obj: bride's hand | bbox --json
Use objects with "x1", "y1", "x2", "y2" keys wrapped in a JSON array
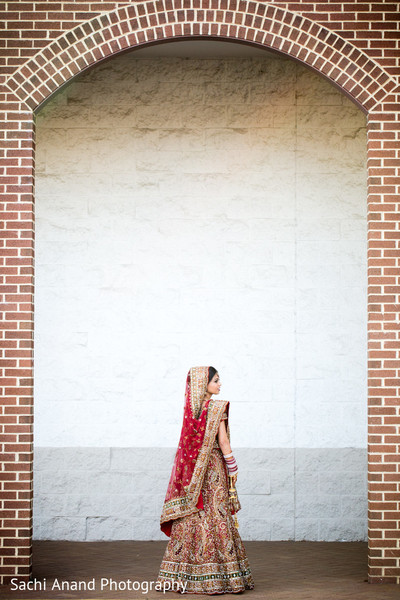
[{"x1": 232, "y1": 473, "x2": 238, "y2": 486}]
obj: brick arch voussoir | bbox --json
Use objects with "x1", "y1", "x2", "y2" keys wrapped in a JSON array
[{"x1": 4, "y1": 0, "x2": 397, "y2": 113}]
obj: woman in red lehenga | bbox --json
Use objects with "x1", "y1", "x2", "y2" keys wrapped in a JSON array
[{"x1": 157, "y1": 366, "x2": 254, "y2": 595}]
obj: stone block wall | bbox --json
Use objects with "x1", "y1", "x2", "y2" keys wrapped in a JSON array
[
  {"x1": 33, "y1": 447, "x2": 367, "y2": 542},
  {"x1": 31, "y1": 48, "x2": 368, "y2": 543},
  {"x1": 34, "y1": 51, "x2": 367, "y2": 450}
]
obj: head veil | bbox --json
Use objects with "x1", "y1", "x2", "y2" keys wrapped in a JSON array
[{"x1": 160, "y1": 366, "x2": 229, "y2": 536}]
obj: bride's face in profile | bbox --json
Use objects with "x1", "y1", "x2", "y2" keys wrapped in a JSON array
[{"x1": 207, "y1": 372, "x2": 221, "y2": 396}]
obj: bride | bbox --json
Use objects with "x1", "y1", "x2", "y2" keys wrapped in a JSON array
[{"x1": 157, "y1": 366, "x2": 254, "y2": 594}]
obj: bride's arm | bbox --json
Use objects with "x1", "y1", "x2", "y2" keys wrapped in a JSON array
[
  {"x1": 217, "y1": 420, "x2": 238, "y2": 482},
  {"x1": 217, "y1": 419, "x2": 231, "y2": 455}
]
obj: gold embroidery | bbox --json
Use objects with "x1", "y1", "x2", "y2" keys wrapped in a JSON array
[
  {"x1": 160, "y1": 399, "x2": 231, "y2": 527},
  {"x1": 158, "y1": 448, "x2": 254, "y2": 594},
  {"x1": 189, "y1": 366, "x2": 209, "y2": 419}
]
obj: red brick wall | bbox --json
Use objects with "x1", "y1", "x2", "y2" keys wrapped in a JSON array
[
  {"x1": 0, "y1": 2, "x2": 399, "y2": 77},
  {"x1": 0, "y1": 0, "x2": 399, "y2": 586}
]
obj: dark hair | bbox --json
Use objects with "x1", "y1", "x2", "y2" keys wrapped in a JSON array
[{"x1": 208, "y1": 366, "x2": 218, "y2": 383}]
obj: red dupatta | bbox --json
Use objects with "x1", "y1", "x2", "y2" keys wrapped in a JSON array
[{"x1": 160, "y1": 366, "x2": 229, "y2": 536}]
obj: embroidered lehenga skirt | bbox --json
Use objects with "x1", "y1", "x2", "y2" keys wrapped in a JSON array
[{"x1": 157, "y1": 442, "x2": 255, "y2": 594}]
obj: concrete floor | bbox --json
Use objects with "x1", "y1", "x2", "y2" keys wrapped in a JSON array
[{"x1": 0, "y1": 541, "x2": 399, "y2": 600}]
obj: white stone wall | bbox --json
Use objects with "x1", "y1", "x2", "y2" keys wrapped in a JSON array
[
  {"x1": 34, "y1": 44, "x2": 368, "y2": 541},
  {"x1": 33, "y1": 446, "x2": 367, "y2": 541},
  {"x1": 35, "y1": 47, "x2": 367, "y2": 450}
]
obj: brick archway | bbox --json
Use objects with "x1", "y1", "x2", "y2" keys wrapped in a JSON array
[
  {"x1": 4, "y1": 2, "x2": 398, "y2": 111},
  {"x1": 1, "y1": 0, "x2": 399, "y2": 586}
]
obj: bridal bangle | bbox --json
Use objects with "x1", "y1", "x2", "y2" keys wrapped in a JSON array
[{"x1": 223, "y1": 452, "x2": 238, "y2": 475}]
